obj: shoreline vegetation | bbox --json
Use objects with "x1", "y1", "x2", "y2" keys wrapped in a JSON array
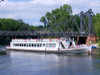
[{"x1": 0, "y1": 4, "x2": 100, "y2": 45}]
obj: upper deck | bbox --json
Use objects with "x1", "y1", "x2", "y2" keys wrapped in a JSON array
[{"x1": 11, "y1": 37, "x2": 74, "y2": 43}]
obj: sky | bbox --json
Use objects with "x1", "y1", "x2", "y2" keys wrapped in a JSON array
[{"x1": 0, "y1": 0, "x2": 100, "y2": 26}]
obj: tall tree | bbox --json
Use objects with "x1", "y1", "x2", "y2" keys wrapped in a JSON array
[{"x1": 40, "y1": 4, "x2": 72, "y2": 27}]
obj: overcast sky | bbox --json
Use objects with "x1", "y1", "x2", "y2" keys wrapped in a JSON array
[{"x1": 0, "y1": 0, "x2": 100, "y2": 26}]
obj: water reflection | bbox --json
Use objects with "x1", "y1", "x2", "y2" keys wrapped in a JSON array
[
  {"x1": 0, "y1": 50, "x2": 100, "y2": 75},
  {"x1": 0, "y1": 55, "x2": 11, "y2": 75}
]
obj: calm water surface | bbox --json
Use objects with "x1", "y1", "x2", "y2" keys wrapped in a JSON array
[{"x1": 0, "y1": 47, "x2": 100, "y2": 75}]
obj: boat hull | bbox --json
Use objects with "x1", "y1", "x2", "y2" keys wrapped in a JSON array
[{"x1": 6, "y1": 47, "x2": 88, "y2": 54}]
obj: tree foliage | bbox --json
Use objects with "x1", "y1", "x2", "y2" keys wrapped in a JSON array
[
  {"x1": 0, "y1": 18, "x2": 41, "y2": 31},
  {"x1": 0, "y1": 18, "x2": 43, "y2": 45},
  {"x1": 40, "y1": 4, "x2": 72, "y2": 27},
  {"x1": 94, "y1": 13, "x2": 100, "y2": 37}
]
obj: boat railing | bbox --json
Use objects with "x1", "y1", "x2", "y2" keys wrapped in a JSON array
[{"x1": 11, "y1": 38, "x2": 63, "y2": 42}]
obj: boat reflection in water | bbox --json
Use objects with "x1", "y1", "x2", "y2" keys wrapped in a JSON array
[{"x1": 0, "y1": 50, "x2": 97, "y2": 75}]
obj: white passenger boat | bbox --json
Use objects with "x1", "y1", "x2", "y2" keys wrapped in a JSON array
[{"x1": 6, "y1": 37, "x2": 92, "y2": 54}]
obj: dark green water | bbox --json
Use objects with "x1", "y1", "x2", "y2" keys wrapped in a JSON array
[{"x1": 0, "y1": 47, "x2": 100, "y2": 75}]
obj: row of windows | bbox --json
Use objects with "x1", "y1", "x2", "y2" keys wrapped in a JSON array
[{"x1": 13, "y1": 43, "x2": 56, "y2": 47}]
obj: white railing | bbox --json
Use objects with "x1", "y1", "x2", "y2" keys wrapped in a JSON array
[{"x1": 11, "y1": 38, "x2": 62, "y2": 42}]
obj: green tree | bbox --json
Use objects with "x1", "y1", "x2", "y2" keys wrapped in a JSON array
[
  {"x1": 40, "y1": 16, "x2": 47, "y2": 27},
  {"x1": 40, "y1": 4, "x2": 72, "y2": 32},
  {"x1": 40, "y1": 4, "x2": 72, "y2": 27},
  {"x1": 94, "y1": 13, "x2": 100, "y2": 37},
  {"x1": 0, "y1": 18, "x2": 33, "y2": 31}
]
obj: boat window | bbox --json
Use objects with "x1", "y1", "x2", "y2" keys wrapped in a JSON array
[
  {"x1": 37, "y1": 44, "x2": 39, "y2": 47},
  {"x1": 26, "y1": 44, "x2": 29, "y2": 47},
  {"x1": 20, "y1": 44, "x2": 21, "y2": 46},
  {"x1": 14, "y1": 43, "x2": 24, "y2": 47},
  {"x1": 16, "y1": 44, "x2": 18, "y2": 46},
  {"x1": 46, "y1": 44, "x2": 49, "y2": 47},
  {"x1": 40, "y1": 44, "x2": 42, "y2": 47},
  {"x1": 17, "y1": 44, "x2": 19, "y2": 46},
  {"x1": 32, "y1": 44, "x2": 34, "y2": 47},
  {"x1": 46, "y1": 43, "x2": 56, "y2": 47},
  {"x1": 43, "y1": 44, "x2": 45, "y2": 46},
  {"x1": 29, "y1": 44, "x2": 31, "y2": 47},
  {"x1": 15, "y1": 44, "x2": 17, "y2": 46},
  {"x1": 52, "y1": 43, "x2": 56, "y2": 47},
  {"x1": 35, "y1": 44, "x2": 42, "y2": 47},
  {"x1": 22, "y1": 44, "x2": 23, "y2": 46},
  {"x1": 34, "y1": 44, "x2": 36, "y2": 47},
  {"x1": 24, "y1": 44, "x2": 26, "y2": 46},
  {"x1": 32, "y1": 44, "x2": 36, "y2": 47}
]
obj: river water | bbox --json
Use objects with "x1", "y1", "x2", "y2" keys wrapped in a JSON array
[{"x1": 0, "y1": 47, "x2": 100, "y2": 75}]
